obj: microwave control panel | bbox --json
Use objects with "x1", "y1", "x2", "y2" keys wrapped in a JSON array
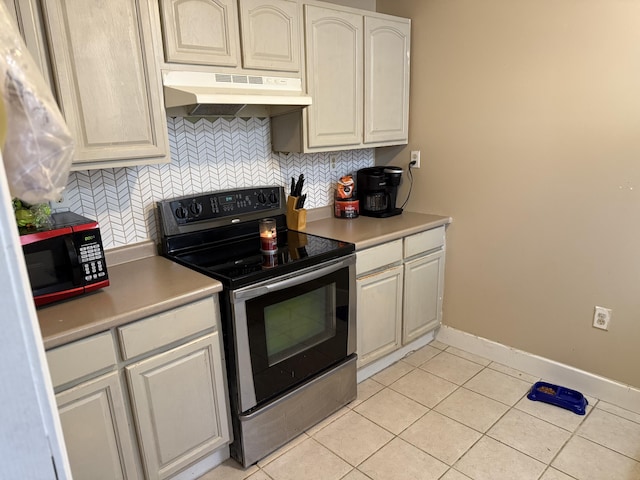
[{"x1": 75, "y1": 229, "x2": 108, "y2": 284}]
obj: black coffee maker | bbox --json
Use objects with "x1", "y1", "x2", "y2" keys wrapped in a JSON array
[{"x1": 356, "y1": 166, "x2": 403, "y2": 218}]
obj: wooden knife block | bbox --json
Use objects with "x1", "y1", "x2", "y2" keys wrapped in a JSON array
[{"x1": 286, "y1": 196, "x2": 307, "y2": 231}]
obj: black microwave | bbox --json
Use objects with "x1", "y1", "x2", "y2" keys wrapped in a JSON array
[{"x1": 20, "y1": 212, "x2": 109, "y2": 307}]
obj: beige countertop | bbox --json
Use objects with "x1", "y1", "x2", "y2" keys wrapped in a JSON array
[
  {"x1": 38, "y1": 210, "x2": 450, "y2": 349},
  {"x1": 304, "y1": 210, "x2": 452, "y2": 250},
  {"x1": 38, "y1": 248, "x2": 222, "y2": 350}
]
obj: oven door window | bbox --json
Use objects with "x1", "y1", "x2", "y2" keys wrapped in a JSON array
[
  {"x1": 245, "y1": 266, "x2": 350, "y2": 405},
  {"x1": 264, "y1": 285, "x2": 336, "y2": 366}
]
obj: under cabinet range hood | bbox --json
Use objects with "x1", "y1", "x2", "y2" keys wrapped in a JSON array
[{"x1": 162, "y1": 71, "x2": 312, "y2": 117}]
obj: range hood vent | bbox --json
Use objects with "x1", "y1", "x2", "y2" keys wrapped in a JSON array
[{"x1": 163, "y1": 71, "x2": 312, "y2": 117}]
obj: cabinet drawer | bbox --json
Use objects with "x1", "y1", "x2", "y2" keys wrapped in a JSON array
[
  {"x1": 404, "y1": 226, "x2": 445, "y2": 258},
  {"x1": 47, "y1": 332, "x2": 116, "y2": 388},
  {"x1": 118, "y1": 297, "x2": 217, "y2": 360},
  {"x1": 356, "y1": 239, "x2": 402, "y2": 275}
]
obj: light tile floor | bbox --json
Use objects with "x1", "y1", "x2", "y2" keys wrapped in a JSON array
[{"x1": 199, "y1": 341, "x2": 640, "y2": 480}]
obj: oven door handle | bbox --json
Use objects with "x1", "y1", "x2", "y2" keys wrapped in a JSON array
[{"x1": 233, "y1": 255, "x2": 355, "y2": 301}]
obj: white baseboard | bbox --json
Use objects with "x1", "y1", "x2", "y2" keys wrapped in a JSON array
[
  {"x1": 437, "y1": 325, "x2": 640, "y2": 415},
  {"x1": 357, "y1": 330, "x2": 436, "y2": 383}
]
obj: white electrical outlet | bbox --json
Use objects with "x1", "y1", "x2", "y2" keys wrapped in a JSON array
[
  {"x1": 593, "y1": 306, "x2": 612, "y2": 330},
  {"x1": 330, "y1": 154, "x2": 337, "y2": 169},
  {"x1": 410, "y1": 150, "x2": 421, "y2": 168},
  {"x1": 50, "y1": 194, "x2": 72, "y2": 213}
]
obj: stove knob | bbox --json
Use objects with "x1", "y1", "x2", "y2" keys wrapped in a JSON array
[
  {"x1": 175, "y1": 206, "x2": 188, "y2": 219},
  {"x1": 269, "y1": 192, "x2": 278, "y2": 204},
  {"x1": 257, "y1": 192, "x2": 267, "y2": 204},
  {"x1": 190, "y1": 202, "x2": 203, "y2": 215}
]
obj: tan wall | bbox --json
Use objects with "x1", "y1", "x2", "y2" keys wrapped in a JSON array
[{"x1": 376, "y1": 0, "x2": 640, "y2": 388}]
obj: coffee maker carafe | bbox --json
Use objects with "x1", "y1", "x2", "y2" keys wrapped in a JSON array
[{"x1": 356, "y1": 166, "x2": 403, "y2": 218}]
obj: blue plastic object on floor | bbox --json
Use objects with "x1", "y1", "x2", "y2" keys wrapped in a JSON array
[{"x1": 527, "y1": 381, "x2": 588, "y2": 415}]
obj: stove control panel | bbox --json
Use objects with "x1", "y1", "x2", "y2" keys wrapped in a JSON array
[{"x1": 158, "y1": 187, "x2": 285, "y2": 233}]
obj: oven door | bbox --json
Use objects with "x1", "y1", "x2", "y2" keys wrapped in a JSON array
[{"x1": 231, "y1": 254, "x2": 356, "y2": 412}]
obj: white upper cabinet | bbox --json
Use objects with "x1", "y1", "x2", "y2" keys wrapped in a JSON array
[
  {"x1": 160, "y1": 0, "x2": 240, "y2": 66},
  {"x1": 42, "y1": 0, "x2": 168, "y2": 169},
  {"x1": 2, "y1": 0, "x2": 19, "y2": 29},
  {"x1": 364, "y1": 15, "x2": 410, "y2": 144},
  {"x1": 305, "y1": 4, "x2": 362, "y2": 147},
  {"x1": 4, "y1": 0, "x2": 55, "y2": 92},
  {"x1": 159, "y1": 0, "x2": 301, "y2": 73},
  {"x1": 239, "y1": 0, "x2": 301, "y2": 71},
  {"x1": 271, "y1": 3, "x2": 410, "y2": 153}
]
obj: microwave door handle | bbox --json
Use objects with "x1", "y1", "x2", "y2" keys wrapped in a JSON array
[{"x1": 64, "y1": 236, "x2": 83, "y2": 285}]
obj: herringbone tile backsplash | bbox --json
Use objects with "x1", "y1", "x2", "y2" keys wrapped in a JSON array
[{"x1": 55, "y1": 117, "x2": 374, "y2": 249}]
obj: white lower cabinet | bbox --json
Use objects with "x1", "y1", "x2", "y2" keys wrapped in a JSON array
[
  {"x1": 56, "y1": 371, "x2": 141, "y2": 480},
  {"x1": 127, "y1": 333, "x2": 230, "y2": 480},
  {"x1": 356, "y1": 264, "x2": 403, "y2": 367},
  {"x1": 356, "y1": 226, "x2": 446, "y2": 368},
  {"x1": 46, "y1": 296, "x2": 230, "y2": 480},
  {"x1": 403, "y1": 249, "x2": 445, "y2": 344},
  {"x1": 355, "y1": 239, "x2": 403, "y2": 368}
]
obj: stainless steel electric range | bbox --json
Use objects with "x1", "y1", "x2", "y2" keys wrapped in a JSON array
[{"x1": 157, "y1": 186, "x2": 357, "y2": 467}]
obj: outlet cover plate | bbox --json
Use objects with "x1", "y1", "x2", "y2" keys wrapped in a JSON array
[
  {"x1": 410, "y1": 150, "x2": 420, "y2": 168},
  {"x1": 593, "y1": 306, "x2": 612, "y2": 330}
]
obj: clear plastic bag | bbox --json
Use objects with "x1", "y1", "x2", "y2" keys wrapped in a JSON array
[{"x1": 0, "y1": 3, "x2": 73, "y2": 205}]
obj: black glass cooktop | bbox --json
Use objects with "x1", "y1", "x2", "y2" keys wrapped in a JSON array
[
  {"x1": 157, "y1": 187, "x2": 355, "y2": 289},
  {"x1": 170, "y1": 227, "x2": 354, "y2": 289}
]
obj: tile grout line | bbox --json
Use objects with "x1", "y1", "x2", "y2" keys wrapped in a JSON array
[
  {"x1": 208, "y1": 342, "x2": 640, "y2": 480},
  {"x1": 569, "y1": 405, "x2": 640, "y2": 464},
  {"x1": 349, "y1": 352, "x2": 574, "y2": 479},
  {"x1": 540, "y1": 398, "x2": 599, "y2": 480},
  {"x1": 365, "y1": 358, "x2": 576, "y2": 479},
  {"x1": 353, "y1": 361, "x2": 504, "y2": 478}
]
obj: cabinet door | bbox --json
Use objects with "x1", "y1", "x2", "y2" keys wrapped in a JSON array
[
  {"x1": 364, "y1": 15, "x2": 410, "y2": 145},
  {"x1": 42, "y1": 0, "x2": 168, "y2": 167},
  {"x1": 239, "y1": 0, "x2": 300, "y2": 72},
  {"x1": 403, "y1": 249, "x2": 444, "y2": 344},
  {"x1": 56, "y1": 371, "x2": 141, "y2": 480},
  {"x1": 126, "y1": 333, "x2": 230, "y2": 480},
  {"x1": 356, "y1": 264, "x2": 403, "y2": 368},
  {"x1": 160, "y1": 0, "x2": 239, "y2": 66},
  {"x1": 304, "y1": 5, "x2": 362, "y2": 148},
  {"x1": 5, "y1": 0, "x2": 55, "y2": 89},
  {"x1": 3, "y1": 0, "x2": 19, "y2": 28}
]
